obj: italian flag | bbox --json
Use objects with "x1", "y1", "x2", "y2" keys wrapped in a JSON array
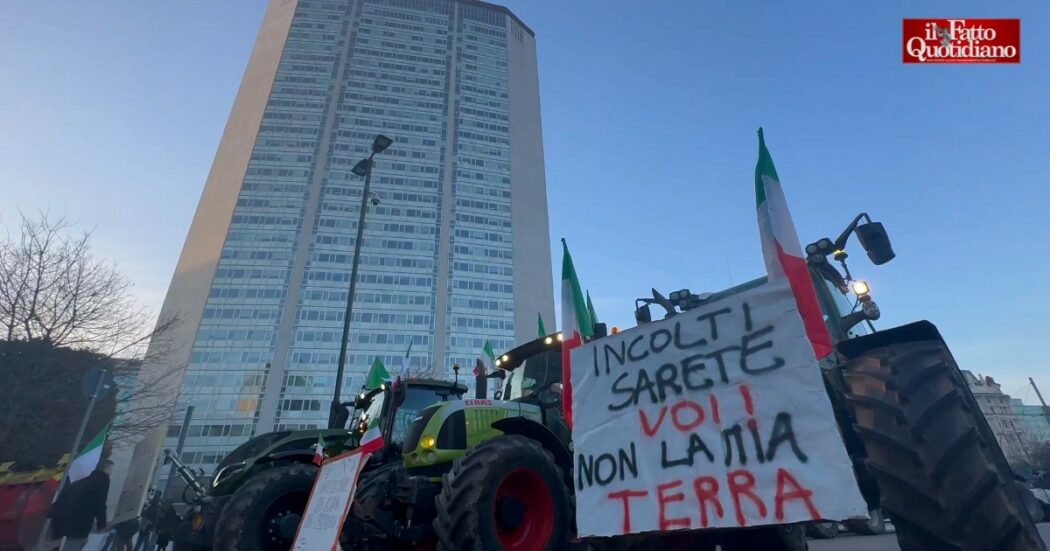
[
  {"x1": 68, "y1": 425, "x2": 108, "y2": 482},
  {"x1": 475, "y1": 340, "x2": 495, "y2": 376},
  {"x1": 400, "y1": 341, "x2": 413, "y2": 380},
  {"x1": 359, "y1": 426, "x2": 384, "y2": 454},
  {"x1": 755, "y1": 128, "x2": 833, "y2": 359},
  {"x1": 560, "y1": 239, "x2": 593, "y2": 429},
  {"x1": 313, "y1": 434, "x2": 327, "y2": 465},
  {"x1": 392, "y1": 341, "x2": 412, "y2": 394}
]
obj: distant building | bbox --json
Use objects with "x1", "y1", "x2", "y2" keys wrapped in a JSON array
[
  {"x1": 1011, "y1": 398, "x2": 1050, "y2": 449},
  {"x1": 962, "y1": 371, "x2": 1029, "y2": 466}
]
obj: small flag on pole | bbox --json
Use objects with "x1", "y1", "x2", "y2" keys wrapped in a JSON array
[
  {"x1": 560, "y1": 239, "x2": 594, "y2": 429},
  {"x1": 68, "y1": 425, "x2": 108, "y2": 482},
  {"x1": 476, "y1": 340, "x2": 495, "y2": 376},
  {"x1": 586, "y1": 291, "x2": 599, "y2": 325},
  {"x1": 537, "y1": 314, "x2": 547, "y2": 337},
  {"x1": 398, "y1": 341, "x2": 413, "y2": 380},
  {"x1": 313, "y1": 434, "x2": 327, "y2": 465},
  {"x1": 365, "y1": 357, "x2": 390, "y2": 389}
]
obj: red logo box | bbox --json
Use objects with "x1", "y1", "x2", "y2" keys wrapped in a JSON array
[{"x1": 903, "y1": 19, "x2": 1020, "y2": 63}]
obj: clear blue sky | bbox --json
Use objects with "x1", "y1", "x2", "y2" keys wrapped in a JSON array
[{"x1": 1, "y1": 1, "x2": 1047, "y2": 400}]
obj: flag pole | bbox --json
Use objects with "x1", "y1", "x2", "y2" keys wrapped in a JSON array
[{"x1": 35, "y1": 370, "x2": 108, "y2": 551}]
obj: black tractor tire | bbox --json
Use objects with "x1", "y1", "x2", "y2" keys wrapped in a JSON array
[
  {"x1": 213, "y1": 462, "x2": 318, "y2": 551},
  {"x1": 718, "y1": 524, "x2": 807, "y2": 551},
  {"x1": 842, "y1": 509, "x2": 886, "y2": 536},
  {"x1": 804, "y1": 521, "x2": 839, "y2": 539},
  {"x1": 434, "y1": 434, "x2": 571, "y2": 551},
  {"x1": 843, "y1": 340, "x2": 1046, "y2": 551}
]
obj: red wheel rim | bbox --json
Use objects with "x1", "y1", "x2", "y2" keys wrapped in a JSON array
[{"x1": 493, "y1": 468, "x2": 555, "y2": 551}]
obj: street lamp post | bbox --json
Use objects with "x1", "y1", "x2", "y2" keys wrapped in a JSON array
[{"x1": 329, "y1": 134, "x2": 392, "y2": 428}]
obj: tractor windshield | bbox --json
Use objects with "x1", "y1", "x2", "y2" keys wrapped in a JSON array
[
  {"x1": 359, "y1": 386, "x2": 460, "y2": 447},
  {"x1": 502, "y1": 348, "x2": 562, "y2": 401}
]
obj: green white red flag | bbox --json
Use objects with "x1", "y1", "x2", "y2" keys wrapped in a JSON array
[
  {"x1": 359, "y1": 426, "x2": 384, "y2": 454},
  {"x1": 560, "y1": 239, "x2": 593, "y2": 429},
  {"x1": 475, "y1": 340, "x2": 495, "y2": 376},
  {"x1": 755, "y1": 128, "x2": 833, "y2": 359},
  {"x1": 312, "y1": 434, "x2": 327, "y2": 465},
  {"x1": 68, "y1": 425, "x2": 108, "y2": 482}
]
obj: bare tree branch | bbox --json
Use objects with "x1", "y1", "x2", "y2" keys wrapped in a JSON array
[{"x1": 0, "y1": 213, "x2": 185, "y2": 455}]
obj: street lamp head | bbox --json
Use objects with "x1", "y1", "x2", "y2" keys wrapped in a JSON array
[
  {"x1": 371, "y1": 134, "x2": 393, "y2": 154},
  {"x1": 351, "y1": 158, "x2": 371, "y2": 177}
]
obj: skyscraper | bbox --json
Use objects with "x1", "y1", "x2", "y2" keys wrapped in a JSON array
[{"x1": 119, "y1": 0, "x2": 552, "y2": 488}]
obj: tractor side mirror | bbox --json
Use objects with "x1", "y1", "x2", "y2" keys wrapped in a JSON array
[
  {"x1": 855, "y1": 222, "x2": 895, "y2": 265},
  {"x1": 634, "y1": 304, "x2": 652, "y2": 325},
  {"x1": 329, "y1": 401, "x2": 350, "y2": 429}
]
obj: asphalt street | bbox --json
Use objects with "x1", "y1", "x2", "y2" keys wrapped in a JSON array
[{"x1": 808, "y1": 523, "x2": 1050, "y2": 550}]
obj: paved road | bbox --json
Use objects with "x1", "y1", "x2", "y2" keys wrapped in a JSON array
[{"x1": 809, "y1": 522, "x2": 1050, "y2": 550}]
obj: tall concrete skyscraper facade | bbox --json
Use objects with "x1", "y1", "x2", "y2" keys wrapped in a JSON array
[{"x1": 126, "y1": 0, "x2": 553, "y2": 479}]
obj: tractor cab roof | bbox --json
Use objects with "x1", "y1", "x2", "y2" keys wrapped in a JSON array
[
  {"x1": 403, "y1": 378, "x2": 467, "y2": 391},
  {"x1": 495, "y1": 332, "x2": 564, "y2": 372}
]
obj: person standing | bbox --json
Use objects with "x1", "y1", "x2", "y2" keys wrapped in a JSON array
[{"x1": 50, "y1": 460, "x2": 112, "y2": 551}]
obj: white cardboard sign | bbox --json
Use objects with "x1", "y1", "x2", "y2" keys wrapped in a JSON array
[
  {"x1": 292, "y1": 450, "x2": 370, "y2": 551},
  {"x1": 571, "y1": 278, "x2": 866, "y2": 537}
]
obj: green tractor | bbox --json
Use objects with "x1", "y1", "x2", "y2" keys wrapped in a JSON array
[
  {"x1": 170, "y1": 378, "x2": 464, "y2": 551},
  {"x1": 344, "y1": 213, "x2": 1045, "y2": 551}
]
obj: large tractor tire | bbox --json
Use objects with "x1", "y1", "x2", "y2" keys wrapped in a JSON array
[
  {"x1": 843, "y1": 340, "x2": 1046, "y2": 551},
  {"x1": 213, "y1": 462, "x2": 317, "y2": 551},
  {"x1": 719, "y1": 524, "x2": 807, "y2": 551},
  {"x1": 434, "y1": 434, "x2": 571, "y2": 551}
]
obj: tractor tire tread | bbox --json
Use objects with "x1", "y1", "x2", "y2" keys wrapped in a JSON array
[
  {"x1": 213, "y1": 462, "x2": 317, "y2": 551},
  {"x1": 843, "y1": 340, "x2": 1045, "y2": 551},
  {"x1": 434, "y1": 434, "x2": 569, "y2": 551}
]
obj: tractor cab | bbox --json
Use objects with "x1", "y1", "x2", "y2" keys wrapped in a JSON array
[
  {"x1": 492, "y1": 332, "x2": 565, "y2": 404},
  {"x1": 358, "y1": 378, "x2": 466, "y2": 455}
]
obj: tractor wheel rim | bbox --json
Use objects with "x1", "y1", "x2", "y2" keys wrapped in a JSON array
[
  {"x1": 493, "y1": 468, "x2": 555, "y2": 551},
  {"x1": 262, "y1": 492, "x2": 307, "y2": 549}
]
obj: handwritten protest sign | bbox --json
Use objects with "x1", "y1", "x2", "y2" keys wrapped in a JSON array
[
  {"x1": 292, "y1": 450, "x2": 369, "y2": 551},
  {"x1": 571, "y1": 278, "x2": 866, "y2": 537}
]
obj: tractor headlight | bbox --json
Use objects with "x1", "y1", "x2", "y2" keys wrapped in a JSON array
[
  {"x1": 425, "y1": 451, "x2": 437, "y2": 463},
  {"x1": 851, "y1": 280, "x2": 870, "y2": 297},
  {"x1": 544, "y1": 336, "x2": 553, "y2": 345},
  {"x1": 421, "y1": 435, "x2": 436, "y2": 449}
]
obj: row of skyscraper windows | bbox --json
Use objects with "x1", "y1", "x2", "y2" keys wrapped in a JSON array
[
  {"x1": 301, "y1": 289, "x2": 431, "y2": 306},
  {"x1": 189, "y1": 350, "x2": 274, "y2": 364}
]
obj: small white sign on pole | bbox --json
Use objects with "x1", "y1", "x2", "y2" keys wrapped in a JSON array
[
  {"x1": 571, "y1": 278, "x2": 867, "y2": 538},
  {"x1": 292, "y1": 450, "x2": 370, "y2": 551}
]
